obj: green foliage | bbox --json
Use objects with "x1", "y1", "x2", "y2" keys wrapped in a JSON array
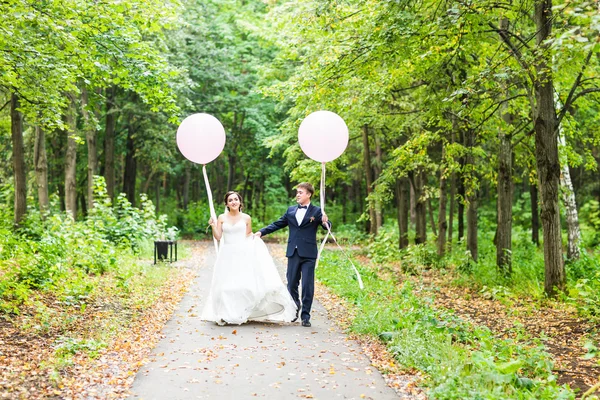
[
  {"x1": 0, "y1": 178, "x2": 176, "y2": 314},
  {"x1": 580, "y1": 200, "x2": 600, "y2": 247},
  {"x1": 568, "y1": 253, "x2": 600, "y2": 321},
  {"x1": 318, "y1": 251, "x2": 575, "y2": 399},
  {"x1": 89, "y1": 177, "x2": 177, "y2": 251},
  {"x1": 53, "y1": 336, "x2": 106, "y2": 359},
  {"x1": 0, "y1": 0, "x2": 181, "y2": 126},
  {"x1": 176, "y1": 201, "x2": 212, "y2": 236}
]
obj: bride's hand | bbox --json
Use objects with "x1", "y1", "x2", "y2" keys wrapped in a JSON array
[{"x1": 208, "y1": 217, "x2": 215, "y2": 227}]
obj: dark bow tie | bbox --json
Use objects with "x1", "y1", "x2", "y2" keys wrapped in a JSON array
[{"x1": 297, "y1": 205, "x2": 308, "y2": 209}]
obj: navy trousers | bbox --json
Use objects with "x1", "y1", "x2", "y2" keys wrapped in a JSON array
[{"x1": 287, "y1": 249, "x2": 316, "y2": 322}]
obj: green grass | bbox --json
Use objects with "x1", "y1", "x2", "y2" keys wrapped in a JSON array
[{"x1": 317, "y1": 251, "x2": 576, "y2": 399}]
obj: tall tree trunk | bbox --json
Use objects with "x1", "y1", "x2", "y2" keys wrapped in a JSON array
[
  {"x1": 556, "y1": 100, "x2": 581, "y2": 261},
  {"x1": 104, "y1": 86, "x2": 116, "y2": 199},
  {"x1": 447, "y1": 127, "x2": 457, "y2": 251},
  {"x1": 448, "y1": 172, "x2": 455, "y2": 251},
  {"x1": 411, "y1": 170, "x2": 427, "y2": 244},
  {"x1": 341, "y1": 183, "x2": 347, "y2": 224},
  {"x1": 465, "y1": 128, "x2": 478, "y2": 261},
  {"x1": 457, "y1": 129, "x2": 466, "y2": 242},
  {"x1": 227, "y1": 153, "x2": 235, "y2": 192},
  {"x1": 214, "y1": 159, "x2": 225, "y2": 198},
  {"x1": 428, "y1": 199, "x2": 437, "y2": 236},
  {"x1": 467, "y1": 196, "x2": 478, "y2": 261},
  {"x1": 142, "y1": 169, "x2": 156, "y2": 195},
  {"x1": 34, "y1": 126, "x2": 49, "y2": 213},
  {"x1": 497, "y1": 66, "x2": 514, "y2": 273},
  {"x1": 79, "y1": 190, "x2": 87, "y2": 217},
  {"x1": 534, "y1": 0, "x2": 565, "y2": 296},
  {"x1": 437, "y1": 149, "x2": 448, "y2": 256},
  {"x1": 81, "y1": 87, "x2": 97, "y2": 211},
  {"x1": 155, "y1": 177, "x2": 161, "y2": 214},
  {"x1": 531, "y1": 181, "x2": 540, "y2": 245},
  {"x1": 64, "y1": 96, "x2": 78, "y2": 218},
  {"x1": 410, "y1": 182, "x2": 416, "y2": 227},
  {"x1": 361, "y1": 125, "x2": 377, "y2": 234},
  {"x1": 183, "y1": 163, "x2": 191, "y2": 211},
  {"x1": 123, "y1": 124, "x2": 137, "y2": 206},
  {"x1": 374, "y1": 133, "x2": 383, "y2": 230},
  {"x1": 497, "y1": 109, "x2": 513, "y2": 274},
  {"x1": 11, "y1": 93, "x2": 27, "y2": 226},
  {"x1": 397, "y1": 178, "x2": 410, "y2": 249},
  {"x1": 243, "y1": 171, "x2": 252, "y2": 211}
]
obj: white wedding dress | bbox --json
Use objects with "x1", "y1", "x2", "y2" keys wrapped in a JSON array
[{"x1": 201, "y1": 220, "x2": 297, "y2": 325}]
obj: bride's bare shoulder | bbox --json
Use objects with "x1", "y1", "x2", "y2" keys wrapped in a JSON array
[{"x1": 242, "y1": 213, "x2": 252, "y2": 221}]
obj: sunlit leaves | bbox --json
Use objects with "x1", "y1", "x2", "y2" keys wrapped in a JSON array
[{"x1": 0, "y1": 0, "x2": 181, "y2": 126}]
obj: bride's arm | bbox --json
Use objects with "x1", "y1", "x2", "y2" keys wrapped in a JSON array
[
  {"x1": 208, "y1": 215, "x2": 224, "y2": 240},
  {"x1": 246, "y1": 215, "x2": 253, "y2": 236}
]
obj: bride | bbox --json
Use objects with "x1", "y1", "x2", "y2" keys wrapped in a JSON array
[{"x1": 201, "y1": 191, "x2": 297, "y2": 325}]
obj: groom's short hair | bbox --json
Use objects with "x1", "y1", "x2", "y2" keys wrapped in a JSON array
[{"x1": 296, "y1": 182, "x2": 314, "y2": 197}]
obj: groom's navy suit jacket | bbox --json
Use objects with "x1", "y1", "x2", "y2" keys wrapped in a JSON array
[{"x1": 259, "y1": 204, "x2": 330, "y2": 259}]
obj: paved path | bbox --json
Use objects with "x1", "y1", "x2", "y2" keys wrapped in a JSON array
[{"x1": 129, "y1": 243, "x2": 399, "y2": 400}]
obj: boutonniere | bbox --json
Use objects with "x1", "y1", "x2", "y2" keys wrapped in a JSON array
[{"x1": 309, "y1": 216, "x2": 315, "y2": 223}]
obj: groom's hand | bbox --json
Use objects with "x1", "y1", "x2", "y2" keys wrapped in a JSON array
[
  {"x1": 322, "y1": 212, "x2": 329, "y2": 225},
  {"x1": 254, "y1": 231, "x2": 262, "y2": 238}
]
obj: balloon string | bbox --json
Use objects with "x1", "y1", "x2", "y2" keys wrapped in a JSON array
[
  {"x1": 320, "y1": 162, "x2": 326, "y2": 213},
  {"x1": 316, "y1": 162, "x2": 364, "y2": 289},
  {"x1": 202, "y1": 164, "x2": 219, "y2": 254}
]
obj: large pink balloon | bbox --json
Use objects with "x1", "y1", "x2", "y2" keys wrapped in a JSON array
[
  {"x1": 298, "y1": 111, "x2": 348, "y2": 162},
  {"x1": 176, "y1": 113, "x2": 226, "y2": 164}
]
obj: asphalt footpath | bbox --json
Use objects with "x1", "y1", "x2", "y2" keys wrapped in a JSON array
[{"x1": 128, "y1": 242, "x2": 401, "y2": 400}]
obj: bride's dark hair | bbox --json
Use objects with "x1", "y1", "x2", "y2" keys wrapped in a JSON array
[{"x1": 224, "y1": 191, "x2": 244, "y2": 212}]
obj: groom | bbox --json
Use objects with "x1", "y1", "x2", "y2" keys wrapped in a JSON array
[{"x1": 255, "y1": 182, "x2": 330, "y2": 327}]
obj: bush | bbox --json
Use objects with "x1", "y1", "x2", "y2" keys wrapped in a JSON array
[{"x1": 0, "y1": 176, "x2": 177, "y2": 314}]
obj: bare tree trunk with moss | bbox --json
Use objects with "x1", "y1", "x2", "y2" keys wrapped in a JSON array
[
  {"x1": 448, "y1": 172, "x2": 455, "y2": 251},
  {"x1": 183, "y1": 163, "x2": 191, "y2": 211},
  {"x1": 81, "y1": 87, "x2": 97, "y2": 211},
  {"x1": 534, "y1": 0, "x2": 565, "y2": 295},
  {"x1": 123, "y1": 124, "x2": 137, "y2": 206},
  {"x1": 362, "y1": 125, "x2": 377, "y2": 234},
  {"x1": 374, "y1": 134, "x2": 383, "y2": 230},
  {"x1": 411, "y1": 170, "x2": 427, "y2": 244},
  {"x1": 11, "y1": 93, "x2": 27, "y2": 226},
  {"x1": 397, "y1": 178, "x2": 410, "y2": 249},
  {"x1": 497, "y1": 74, "x2": 514, "y2": 274},
  {"x1": 555, "y1": 94, "x2": 581, "y2": 261},
  {"x1": 530, "y1": 181, "x2": 540, "y2": 245},
  {"x1": 559, "y1": 135, "x2": 581, "y2": 261},
  {"x1": 457, "y1": 131, "x2": 465, "y2": 242},
  {"x1": 64, "y1": 96, "x2": 78, "y2": 218},
  {"x1": 34, "y1": 126, "x2": 49, "y2": 213},
  {"x1": 465, "y1": 128, "x2": 478, "y2": 261},
  {"x1": 447, "y1": 129, "x2": 457, "y2": 252},
  {"x1": 437, "y1": 149, "x2": 448, "y2": 256},
  {"x1": 428, "y1": 199, "x2": 437, "y2": 236},
  {"x1": 104, "y1": 86, "x2": 117, "y2": 200}
]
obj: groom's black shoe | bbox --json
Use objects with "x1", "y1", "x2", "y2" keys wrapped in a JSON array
[
  {"x1": 292, "y1": 308, "x2": 299, "y2": 323},
  {"x1": 301, "y1": 319, "x2": 311, "y2": 327}
]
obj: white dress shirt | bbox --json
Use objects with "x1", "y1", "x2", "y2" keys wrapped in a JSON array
[{"x1": 295, "y1": 203, "x2": 309, "y2": 225}]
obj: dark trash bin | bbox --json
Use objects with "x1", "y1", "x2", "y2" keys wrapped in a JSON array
[{"x1": 154, "y1": 240, "x2": 177, "y2": 264}]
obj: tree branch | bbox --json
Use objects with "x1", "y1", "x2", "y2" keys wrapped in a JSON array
[
  {"x1": 565, "y1": 88, "x2": 600, "y2": 109},
  {"x1": 488, "y1": 22, "x2": 535, "y2": 84},
  {"x1": 0, "y1": 100, "x2": 10, "y2": 113},
  {"x1": 472, "y1": 94, "x2": 528, "y2": 131},
  {"x1": 558, "y1": 48, "x2": 596, "y2": 125}
]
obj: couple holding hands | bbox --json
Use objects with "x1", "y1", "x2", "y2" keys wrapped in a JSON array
[{"x1": 201, "y1": 182, "x2": 330, "y2": 328}]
